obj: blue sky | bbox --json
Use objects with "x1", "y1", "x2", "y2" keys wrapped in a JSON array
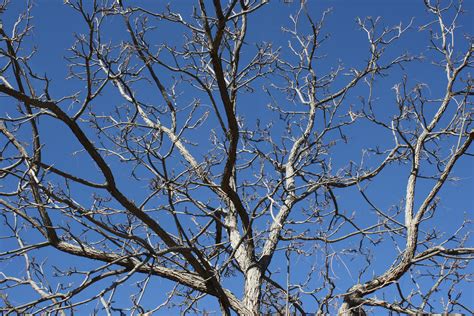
[{"x1": 0, "y1": 0, "x2": 473, "y2": 314}]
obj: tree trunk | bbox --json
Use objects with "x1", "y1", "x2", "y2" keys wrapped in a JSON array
[
  {"x1": 338, "y1": 296, "x2": 366, "y2": 316},
  {"x1": 243, "y1": 266, "x2": 262, "y2": 315}
]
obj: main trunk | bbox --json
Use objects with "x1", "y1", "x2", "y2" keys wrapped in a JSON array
[
  {"x1": 338, "y1": 300, "x2": 366, "y2": 316},
  {"x1": 243, "y1": 266, "x2": 262, "y2": 315}
]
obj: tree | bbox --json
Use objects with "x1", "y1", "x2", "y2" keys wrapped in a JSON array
[{"x1": 0, "y1": 0, "x2": 472, "y2": 314}]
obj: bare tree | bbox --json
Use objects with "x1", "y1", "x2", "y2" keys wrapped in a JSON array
[{"x1": 0, "y1": 0, "x2": 472, "y2": 315}]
